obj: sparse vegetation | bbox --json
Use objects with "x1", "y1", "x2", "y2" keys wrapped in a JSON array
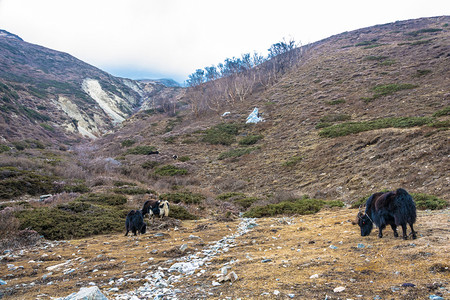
[
  {"x1": 112, "y1": 187, "x2": 154, "y2": 195},
  {"x1": 154, "y1": 165, "x2": 188, "y2": 176},
  {"x1": 243, "y1": 197, "x2": 344, "y2": 218},
  {"x1": 201, "y1": 123, "x2": 240, "y2": 145},
  {"x1": 218, "y1": 147, "x2": 256, "y2": 160},
  {"x1": 238, "y1": 134, "x2": 263, "y2": 145},
  {"x1": 364, "y1": 83, "x2": 418, "y2": 101},
  {"x1": 282, "y1": 155, "x2": 303, "y2": 167},
  {"x1": 406, "y1": 28, "x2": 443, "y2": 37},
  {"x1": 169, "y1": 205, "x2": 199, "y2": 220},
  {"x1": 160, "y1": 191, "x2": 205, "y2": 204},
  {"x1": 0, "y1": 167, "x2": 57, "y2": 199},
  {"x1": 126, "y1": 145, "x2": 158, "y2": 155},
  {"x1": 319, "y1": 116, "x2": 433, "y2": 138},
  {"x1": 412, "y1": 193, "x2": 448, "y2": 210},
  {"x1": 433, "y1": 106, "x2": 450, "y2": 117},
  {"x1": 0, "y1": 144, "x2": 10, "y2": 153},
  {"x1": 121, "y1": 139, "x2": 135, "y2": 147},
  {"x1": 326, "y1": 99, "x2": 345, "y2": 105}
]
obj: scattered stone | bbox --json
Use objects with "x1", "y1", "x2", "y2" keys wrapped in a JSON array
[
  {"x1": 274, "y1": 290, "x2": 280, "y2": 295},
  {"x1": 180, "y1": 244, "x2": 188, "y2": 252},
  {"x1": 57, "y1": 286, "x2": 107, "y2": 300},
  {"x1": 310, "y1": 274, "x2": 320, "y2": 279},
  {"x1": 212, "y1": 281, "x2": 221, "y2": 286},
  {"x1": 261, "y1": 259, "x2": 272, "y2": 263},
  {"x1": 357, "y1": 243, "x2": 365, "y2": 248},
  {"x1": 0, "y1": 279, "x2": 6, "y2": 285},
  {"x1": 429, "y1": 295, "x2": 444, "y2": 300},
  {"x1": 287, "y1": 294, "x2": 295, "y2": 298},
  {"x1": 333, "y1": 286, "x2": 345, "y2": 293},
  {"x1": 402, "y1": 283, "x2": 416, "y2": 287}
]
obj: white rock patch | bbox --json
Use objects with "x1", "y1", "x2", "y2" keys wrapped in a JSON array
[{"x1": 81, "y1": 79, "x2": 126, "y2": 124}]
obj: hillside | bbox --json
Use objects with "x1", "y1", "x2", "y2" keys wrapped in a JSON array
[
  {"x1": 0, "y1": 30, "x2": 183, "y2": 144},
  {"x1": 88, "y1": 16, "x2": 449, "y2": 204}
]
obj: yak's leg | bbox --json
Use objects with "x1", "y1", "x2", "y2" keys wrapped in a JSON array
[
  {"x1": 401, "y1": 224, "x2": 408, "y2": 240},
  {"x1": 390, "y1": 224, "x2": 399, "y2": 237},
  {"x1": 125, "y1": 230, "x2": 129, "y2": 236},
  {"x1": 409, "y1": 223, "x2": 417, "y2": 239},
  {"x1": 378, "y1": 225, "x2": 385, "y2": 238}
]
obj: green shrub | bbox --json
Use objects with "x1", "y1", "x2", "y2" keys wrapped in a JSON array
[
  {"x1": 76, "y1": 193, "x2": 127, "y2": 206},
  {"x1": 316, "y1": 114, "x2": 351, "y2": 129},
  {"x1": 326, "y1": 99, "x2": 345, "y2": 105},
  {"x1": 202, "y1": 123, "x2": 240, "y2": 145},
  {"x1": 112, "y1": 187, "x2": 152, "y2": 195},
  {"x1": 113, "y1": 181, "x2": 137, "y2": 187},
  {"x1": 433, "y1": 106, "x2": 450, "y2": 117},
  {"x1": 141, "y1": 161, "x2": 160, "y2": 169},
  {"x1": 63, "y1": 183, "x2": 90, "y2": 193},
  {"x1": 412, "y1": 193, "x2": 448, "y2": 210},
  {"x1": 40, "y1": 123, "x2": 55, "y2": 132},
  {"x1": 415, "y1": 69, "x2": 432, "y2": 77},
  {"x1": 0, "y1": 144, "x2": 10, "y2": 153},
  {"x1": 126, "y1": 145, "x2": 158, "y2": 155},
  {"x1": 319, "y1": 116, "x2": 433, "y2": 138},
  {"x1": 160, "y1": 191, "x2": 205, "y2": 204},
  {"x1": 367, "y1": 83, "x2": 418, "y2": 100},
  {"x1": 243, "y1": 198, "x2": 343, "y2": 218},
  {"x1": 218, "y1": 147, "x2": 256, "y2": 160},
  {"x1": 154, "y1": 165, "x2": 188, "y2": 176},
  {"x1": 178, "y1": 156, "x2": 190, "y2": 162},
  {"x1": 217, "y1": 192, "x2": 246, "y2": 201},
  {"x1": 0, "y1": 167, "x2": 57, "y2": 199},
  {"x1": 282, "y1": 155, "x2": 303, "y2": 167},
  {"x1": 16, "y1": 203, "x2": 127, "y2": 240},
  {"x1": 239, "y1": 135, "x2": 263, "y2": 146},
  {"x1": 406, "y1": 28, "x2": 443, "y2": 37},
  {"x1": 169, "y1": 205, "x2": 199, "y2": 220},
  {"x1": 121, "y1": 139, "x2": 135, "y2": 147},
  {"x1": 217, "y1": 192, "x2": 258, "y2": 209}
]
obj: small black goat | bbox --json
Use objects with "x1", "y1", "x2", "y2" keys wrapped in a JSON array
[
  {"x1": 125, "y1": 210, "x2": 147, "y2": 236},
  {"x1": 356, "y1": 188, "x2": 417, "y2": 239}
]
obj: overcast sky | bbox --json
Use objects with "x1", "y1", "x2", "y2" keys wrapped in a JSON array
[{"x1": 0, "y1": 0, "x2": 448, "y2": 83}]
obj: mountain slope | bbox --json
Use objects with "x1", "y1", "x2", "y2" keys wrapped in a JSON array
[
  {"x1": 0, "y1": 30, "x2": 184, "y2": 144},
  {"x1": 89, "y1": 16, "x2": 449, "y2": 202}
]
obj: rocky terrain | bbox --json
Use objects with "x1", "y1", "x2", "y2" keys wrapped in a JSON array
[{"x1": 0, "y1": 208, "x2": 449, "y2": 299}]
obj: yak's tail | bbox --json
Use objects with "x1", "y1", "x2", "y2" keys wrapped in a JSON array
[{"x1": 394, "y1": 188, "x2": 417, "y2": 224}]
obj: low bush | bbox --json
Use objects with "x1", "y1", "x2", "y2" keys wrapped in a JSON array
[
  {"x1": 239, "y1": 135, "x2": 263, "y2": 146},
  {"x1": 154, "y1": 165, "x2": 188, "y2": 176},
  {"x1": 202, "y1": 123, "x2": 240, "y2": 145},
  {"x1": 126, "y1": 145, "x2": 158, "y2": 155},
  {"x1": 0, "y1": 144, "x2": 9, "y2": 153},
  {"x1": 0, "y1": 167, "x2": 57, "y2": 199},
  {"x1": 282, "y1": 155, "x2": 303, "y2": 167},
  {"x1": 121, "y1": 139, "x2": 135, "y2": 147},
  {"x1": 178, "y1": 156, "x2": 190, "y2": 162},
  {"x1": 433, "y1": 106, "x2": 450, "y2": 117},
  {"x1": 363, "y1": 83, "x2": 418, "y2": 102},
  {"x1": 142, "y1": 160, "x2": 160, "y2": 169},
  {"x1": 319, "y1": 116, "x2": 433, "y2": 138},
  {"x1": 218, "y1": 147, "x2": 256, "y2": 160},
  {"x1": 217, "y1": 192, "x2": 259, "y2": 209},
  {"x1": 160, "y1": 191, "x2": 205, "y2": 204},
  {"x1": 75, "y1": 193, "x2": 127, "y2": 206},
  {"x1": 243, "y1": 197, "x2": 344, "y2": 218},
  {"x1": 326, "y1": 99, "x2": 345, "y2": 105},
  {"x1": 412, "y1": 193, "x2": 448, "y2": 210},
  {"x1": 113, "y1": 181, "x2": 137, "y2": 187},
  {"x1": 112, "y1": 187, "x2": 153, "y2": 195},
  {"x1": 15, "y1": 203, "x2": 127, "y2": 240},
  {"x1": 169, "y1": 205, "x2": 199, "y2": 220}
]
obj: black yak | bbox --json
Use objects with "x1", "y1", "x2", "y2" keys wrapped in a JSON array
[
  {"x1": 356, "y1": 188, "x2": 417, "y2": 240},
  {"x1": 125, "y1": 210, "x2": 147, "y2": 236},
  {"x1": 142, "y1": 199, "x2": 170, "y2": 221}
]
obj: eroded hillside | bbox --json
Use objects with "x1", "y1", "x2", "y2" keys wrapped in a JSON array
[{"x1": 90, "y1": 16, "x2": 449, "y2": 203}]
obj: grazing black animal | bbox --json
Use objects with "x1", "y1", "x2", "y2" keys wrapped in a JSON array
[
  {"x1": 142, "y1": 199, "x2": 170, "y2": 221},
  {"x1": 125, "y1": 210, "x2": 147, "y2": 236},
  {"x1": 356, "y1": 188, "x2": 417, "y2": 239}
]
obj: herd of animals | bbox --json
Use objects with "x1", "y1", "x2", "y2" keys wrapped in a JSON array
[{"x1": 125, "y1": 188, "x2": 418, "y2": 240}]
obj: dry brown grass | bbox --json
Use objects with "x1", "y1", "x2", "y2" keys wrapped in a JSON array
[{"x1": 1, "y1": 209, "x2": 448, "y2": 299}]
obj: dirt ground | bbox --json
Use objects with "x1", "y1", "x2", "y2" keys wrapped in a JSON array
[{"x1": 0, "y1": 208, "x2": 448, "y2": 299}]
